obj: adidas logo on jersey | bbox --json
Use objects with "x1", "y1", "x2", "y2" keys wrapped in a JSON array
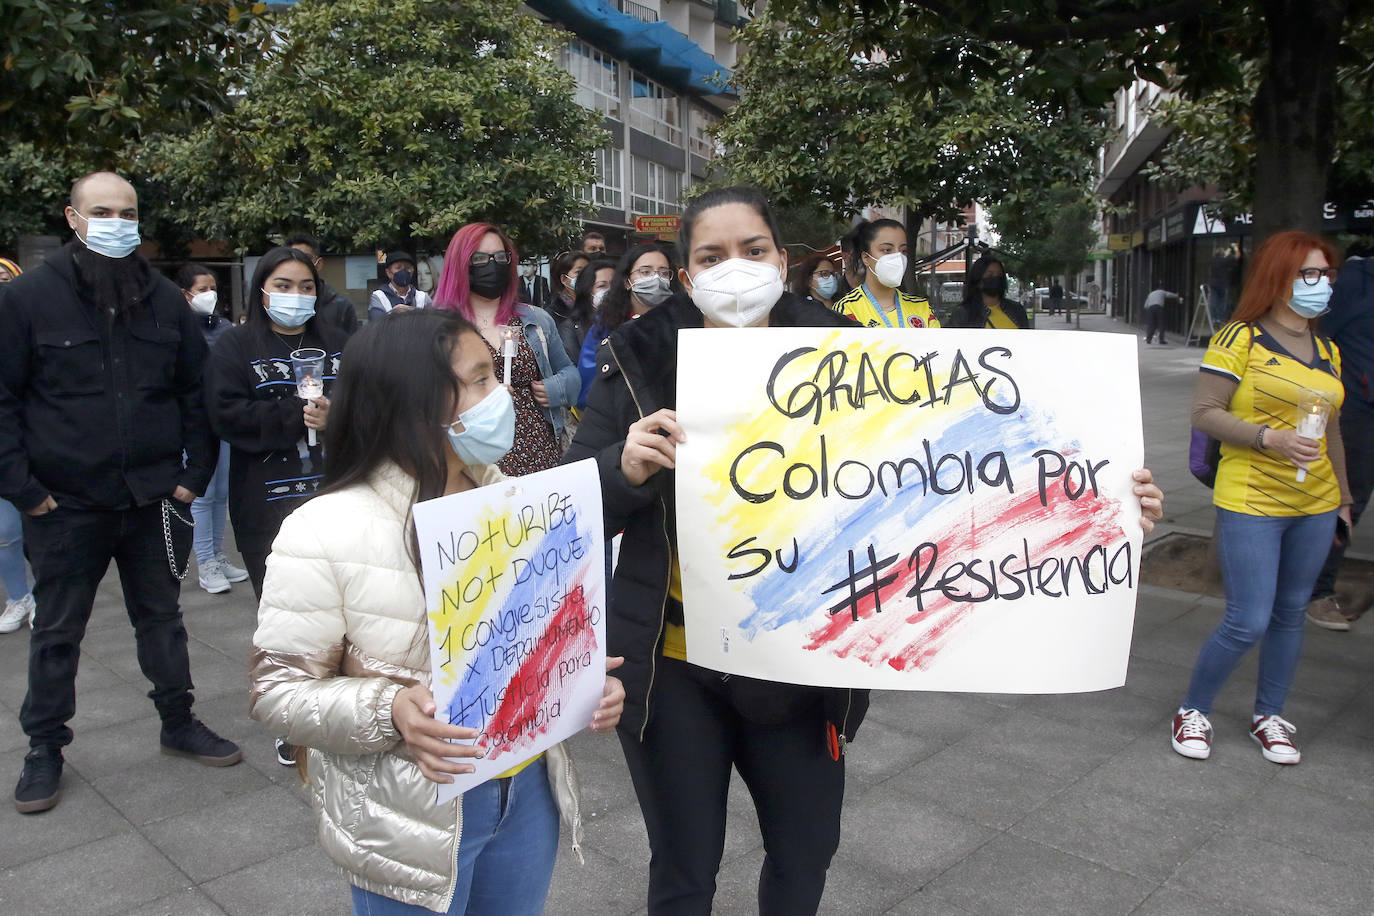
[{"x1": 1265, "y1": 357, "x2": 1281, "y2": 366}]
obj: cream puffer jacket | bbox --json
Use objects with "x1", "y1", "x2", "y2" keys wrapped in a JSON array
[{"x1": 249, "y1": 461, "x2": 585, "y2": 912}]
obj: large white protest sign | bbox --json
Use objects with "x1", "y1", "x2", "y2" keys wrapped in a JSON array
[
  {"x1": 412, "y1": 460, "x2": 606, "y2": 803},
  {"x1": 675, "y1": 328, "x2": 1143, "y2": 693}
]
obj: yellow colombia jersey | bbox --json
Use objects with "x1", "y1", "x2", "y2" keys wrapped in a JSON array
[
  {"x1": 1201, "y1": 321, "x2": 1344, "y2": 517},
  {"x1": 986, "y1": 303, "x2": 1019, "y2": 329},
  {"x1": 833, "y1": 285, "x2": 941, "y2": 329}
]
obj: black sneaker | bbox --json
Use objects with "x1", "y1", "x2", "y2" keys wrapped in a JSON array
[
  {"x1": 160, "y1": 717, "x2": 243, "y2": 767},
  {"x1": 14, "y1": 746, "x2": 63, "y2": 814},
  {"x1": 274, "y1": 739, "x2": 297, "y2": 767}
]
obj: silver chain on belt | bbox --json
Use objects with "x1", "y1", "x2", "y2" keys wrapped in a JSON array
[{"x1": 161, "y1": 498, "x2": 193, "y2": 581}]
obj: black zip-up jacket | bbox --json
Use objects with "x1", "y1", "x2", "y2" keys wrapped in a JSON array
[
  {"x1": 0, "y1": 242, "x2": 215, "y2": 511},
  {"x1": 316, "y1": 282, "x2": 360, "y2": 337},
  {"x1": 203, "y1": 318, "x2": 348, "y2": 555},
  {"x1": 946, "y1": 296, "x2": 1030, "y2": 329},
  {"x1": 564, "y1": 291, "x2": 870, "y2": 746}
]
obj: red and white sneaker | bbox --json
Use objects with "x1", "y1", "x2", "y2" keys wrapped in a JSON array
[
  {"x1": 1171, "y1": 708, "x2": 1212, "y2": 760},
  {"x1": 1250, "y1": 715, "x2": 1301, "y2": 764}
]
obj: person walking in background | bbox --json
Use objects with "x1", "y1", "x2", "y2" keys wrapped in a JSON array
[
  {"x1": 949, "y1": 254, "x2": 1030, "y2": 329},
  {"x1": 581, "y1": 230, "x2": 607, "y2": 254},
  {"x1": 285, "y1": 233, "x2": 360, "y2": 336},
  {"x1": 1142, "y1": 287, "x2": 1176, "y2": 344},
  {"x1": 832, "y1": 218, "x2": 940, "y2": 329},
  {"x1": 791, "y1": 252, "x2": 842, "y2": 310},
  {"x1": 431, "y1": 223, "x2": 580, "y2": 477},
  {"x1": 0, "y1": 172, "x2": 240, "y2": 814},
  {"x1": 1305, "y1": 241, "x2": 1374, "y2": 630},
  {"x1": 177, "y1": 263, "x2": 250, "y2": 596},
  {"x1": 0, "y1": 257, "x2": 20, "y2": 284},
  {"x1": 0, "y1": 255, "x2": 32, "y2": 633},
  {"x1": 1174, "y1": 230, "x2": 1349, "y2": 766},
  {"x1": 367, "y1": 250, "x2": 431, "y2": 321}
]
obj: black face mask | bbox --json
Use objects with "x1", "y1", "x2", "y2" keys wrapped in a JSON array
[
  {"x1": 392, "y1": 268, "x2": 413, "y2": 288},
  {"x1": 469, "y1": 261, "x2": 510, "y2": 299},
  {"x1": 980, "y1": 274, "x2": 1006, "y2": 296}
]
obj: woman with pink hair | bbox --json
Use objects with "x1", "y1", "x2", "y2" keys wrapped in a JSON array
[{"x1": 432, "y1": 223, "x2": 580, "y2": 474}]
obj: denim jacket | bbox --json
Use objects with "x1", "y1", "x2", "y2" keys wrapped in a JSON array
[{"x1": 515, "y1": 303, "x2": 580, "y2": 441}]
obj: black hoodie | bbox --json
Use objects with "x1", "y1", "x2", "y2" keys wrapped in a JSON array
[
  {"x1": 1324, "y1": 257, "x2": 1374, "y2": 417},
  {"x1": 0, "y1": 241, "x2": 215, "y2": 511},
  {"x1": 563, "y1": 291, "x2": 870, "y2": 745}
]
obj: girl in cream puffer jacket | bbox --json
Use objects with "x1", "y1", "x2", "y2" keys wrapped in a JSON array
[{"x1": 249, "y1": 309, "x2": 623, "y2": 914}]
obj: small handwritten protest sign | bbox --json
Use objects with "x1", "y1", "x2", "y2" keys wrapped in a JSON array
[
  {"x1": 413, "y1": 460, "x2": 606, "y2": 802},
  {"x1": 676, "y1": 328, "x2": 1143, "y2": 693}
]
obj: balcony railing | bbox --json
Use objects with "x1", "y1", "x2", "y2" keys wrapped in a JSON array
[{"x1": 620, "y1": 0, "x2": 658, "y2": 22}]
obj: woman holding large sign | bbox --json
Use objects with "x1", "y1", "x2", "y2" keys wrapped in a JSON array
[
  {"x1": 568, "y1": 186, "x2": 1165, "y2": 914},
  {"x1": 250, "y1": 310, "x2": 625, "y2": 915},
  {"x1": 1174, "y1": 230, "x2": 1350, "y2": 766}
]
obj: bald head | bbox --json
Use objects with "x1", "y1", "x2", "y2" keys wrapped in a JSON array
[{"x1": 70, "y1": 171, "x2": 137, "y2": 213}]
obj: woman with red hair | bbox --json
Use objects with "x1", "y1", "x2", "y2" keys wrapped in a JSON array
[
  {"x1": 1173, "y1": 230, "x2": 1351, "y2": 766},
  {"x1": 432, "y1": 223, "x2": 580, "y2": 475}
]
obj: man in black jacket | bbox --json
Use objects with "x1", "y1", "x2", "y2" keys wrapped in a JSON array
[
  {"x1": 285, "y1": 232, "x2": 360, "y2": 335},
  {"x1": 0, "y1": 172, "x2": 242, "y2": 815}
]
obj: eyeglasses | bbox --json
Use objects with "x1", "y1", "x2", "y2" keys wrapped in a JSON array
[
  {"x1": 631, "y1": 267, "x2": 674, "y2": 280},
  {"x1": 469, "y1": 251, "x2": 511, "y2": 267},
  {"x1": 812, "y1": 270, "x2": 837, "y2": 279},
  {"x1": 1297, "y1": 267, "x2": 1338, "y2": 285}
]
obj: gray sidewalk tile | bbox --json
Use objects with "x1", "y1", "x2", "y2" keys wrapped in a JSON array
[
  {"x1": 1130, "y1": 885, "x2": 1282, "y2": 916},
  {"x1": 921, "y1": 833, "x2": 1154, "y2": 916},
  {"x1": 878, "y1": 743, "x2": 1071, "y2": 830},
  {"x1": 1118, "y1": 655, "x2": 1198, "y2": 703},
  {"x1": 67, "y1": 681, "x2": 161, "y2": 733},
  {"x1": 1170, "y1": 830, "x2": 1374, "y2": 916},
  {"x1": 0, "y1": 832, "x2": 187, "y2": 916},
  {"x1": 839, "y1": 717, "x2": 946, "y2": 787},
  {"x1": 861, "y1": 690, "x2": 1012, "y2": 745},
  {"x1": 141, "y1": 784, "x2": 316, "y2": 883},
  {"x1": 61, "y1": 717, "x2": 171, "y2": 781},
  {"x1": 120, "y1": 888, "x2": 228, "y2": 916},
  {"x1": 1008, "y1": 788, "x2": 1219, "y2": 882},
  {"x1": 1018, "y1": 687, "x2": 1172, "y2": 741},
  {"x1": 884, "y1": 890, "x2": 981, "y2": 915},
  {"x1": 1280, "y1": 730, "x2": 1374, "y2": 805},
  {"x1": 200, "y1": 844, "x2": 346, "y2": 916},
  {"x1": 1224, "y1": 779, "x2": 1374, "y2": 868},
  {"x1": 1069, "y1": 734, "x2": 1261, "y2": 824},
  {"x1": 0, "y1": 772, "x2": 128, "y2": 869},
  {"x1": 838, "y1": 786, "x2": 995, "y2": 883},
  {"x1": 92, "y1": 747, "x2": 273, "y2": 826},
  {"x1": 548, "y1": 844, "x2": 646, "y2": 916},
  {"x1": 947, "y1": 710, "x2": 1131, "y2": 780}
]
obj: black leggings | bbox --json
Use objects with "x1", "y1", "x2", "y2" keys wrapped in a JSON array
[{"x1": 618, "y1": 657, "x2": 844, "y2": 915}]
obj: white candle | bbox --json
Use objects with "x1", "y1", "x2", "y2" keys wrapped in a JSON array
[{"x1": 501, "y1": 328, "x2": 516, "y2": 386}]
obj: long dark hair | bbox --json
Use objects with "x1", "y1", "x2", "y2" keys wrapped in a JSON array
[
  {"x1": 572, "y1": 256, "x2": 616, "y2": 329},
  {"x1": 552, "y1": 249, "x2": 590, "y2": 300},
  {"x1": 322, "y1": 309, "x2": 476, "y2": 512},
  {"x1": 246, "y1": 246, "x2": 322, "y2": 327},
  {"x1": 599, "y1": 244, "x2": 679, "y2": 333},
  {"x1": 791, "y1": 251, "x2": 839, "y2": 298}
]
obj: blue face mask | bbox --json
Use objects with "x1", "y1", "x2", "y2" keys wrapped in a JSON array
[
  {"x1": 1289, "y1": 277, "x2": 1332, "y2": 319},
  {"x1": 263, "y1": 290, "x2": 317, "y2": 328},
  {"x1": 75, "y1": 212, "x2": 141, "y2": 259},
  {"x1": 445, "y1": 385, "x2": 515, "y2": 467},
  {"x1": 813, "y1": 275, "x2": 838, "y2": 299}
]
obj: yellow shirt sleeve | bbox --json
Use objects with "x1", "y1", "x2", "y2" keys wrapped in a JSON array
[{"x1": 1200, "y1": 322, "x2": 1253, "y2": 382}]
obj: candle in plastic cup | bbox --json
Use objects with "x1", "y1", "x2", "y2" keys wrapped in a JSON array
[
  {"x1": 1293, "y1": 388, "x2": 1333, "y2": 482},
  {"x1": 500, "y1": 327, "x2": 516, "y2": 385},
  {"x1": 291, "y1": 348, "x2": 328, "y2": 446}
]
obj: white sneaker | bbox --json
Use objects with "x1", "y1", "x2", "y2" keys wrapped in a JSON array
[
  {"x1": 0, "y1": 594, "x2": 30, "y2": 633},
  {"x1": 22, "y1": 593, "x2": 35, "y2": 627},
  {"x1": 1251, "y1": 715, "x2": 1301, "y2": 765},
  {"x1": 1171, "y1": 708, "x2": 1212, "y2": 760},
  {"x1": 197, "y1": 558, "x2": 231, "y2": 594},
  {"x1": 216, "y1": 554, "x2": 250, "y2": 584}
]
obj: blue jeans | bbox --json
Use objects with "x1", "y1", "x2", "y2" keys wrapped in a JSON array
[
  {"x1": 0, "y1": 498, "x2": 30, "y2": 601},
  {"x1": 1183, "y1": 507, "x2": 1337, "y2": 716},
  {"x1": 191, "y1": 442, "x2": 230, "y2": 563},
  {"x1": 349, "y1": 758, "x2": 559, "y2": 916}
]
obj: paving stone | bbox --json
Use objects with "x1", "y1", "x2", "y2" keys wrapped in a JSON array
[
  {"x1": 61, "y1": 717, "x2": 169, "y2": 781},
  {"x1": 0, "y1": 832, "x2": 185, "y2": 916},
  {"x1": 946, "y1": 709, "x2": 1130, "y2": 780},
  {"x1": 1118, "y1": 654, "x2": 1198, "y2": 703},
  {"x1": 546, "y1": 843, "x2": 646, "y2": 916},
  {"x1": 142, "y1": 784, "x2": 316, "y2": 883},
  {"x1": 118, "y1": 887, "x2": 228, "y2": 916},
  {"x1": 922, "y1": 834, "x2": 1153, "y2": 916},
  {"x1": 839, "y1": 716, "x2": 946, "y2": 787},
  {"x1": 838, "y1": 784, "x2": 995, "y2": 883},
  {"x1": 1170, "y1": 830, "x2": 1374, "y2": 916},
  {"x1": 1009, "y1": 788, "x2": 1218, "y2": 882},
  {"x1": 1017, "y1": 685, "x2": 1172, "y2": 741},
  {"x1": 1278, "y1": 731, "x2": 1374, "y2": 807},
  {"x1": 200, "y1": 843, "x2": 346, "y2": 916},
  {"x1": 1130, "y1": 885, "x2": 1283, "y2": 916},
  {"x1": 861, "y1": 689, "x2": 1012, "y2": 746},
  {"x1": 1223, "y1": 778, "x2": 1374, "y2": 868},
  {"x1": 0, "y1": 771, "x2": 129, "y2": 869},
  {"x1": 878, "y1": 742, "x2": 1071, "y2": 830},
  {"x1": 93, "y1": 747, "x2": 273, "y2": 826}
]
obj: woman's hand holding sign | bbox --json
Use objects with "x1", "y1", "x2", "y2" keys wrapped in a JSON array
[
  {"x1": 393, "y1": 684, "x2": 485, "y2": 784},
  {"x1": 591, "y1": 656, "x2": 626, "y2": 732},
  {"x1": 1133, "y1": 468, "x2": 1164, "y2": 534},
  {"x1": 621, "y1": 409, "x2": 686, "y2": 486}
]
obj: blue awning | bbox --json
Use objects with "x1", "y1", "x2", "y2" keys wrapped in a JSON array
[{"x1": 525, "y1": 0, "x2": 734, "y2": 96}]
